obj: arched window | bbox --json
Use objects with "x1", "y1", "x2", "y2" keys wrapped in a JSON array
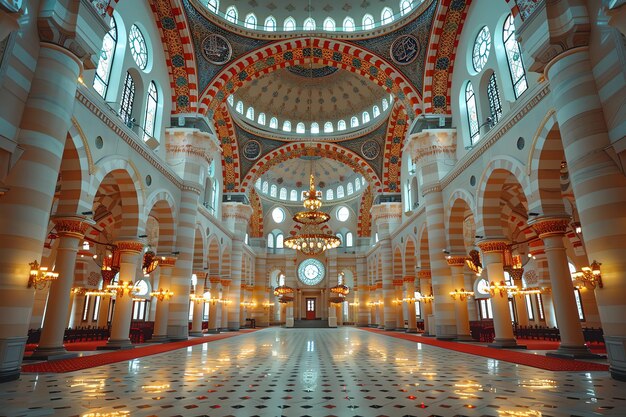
[
  {"x1": 304, "y1": 18, "x2": 316, "y2": 30},
  {"x1": 503, "y1": 14, "x2": 528, "y2": 98},
  {"x1": 381, "y1": 7, "x2": 394, "y2": 25},
  {"x1": 347, "y1": 182, "x2": 353, "y2": 195},
  {"x1": 290, "y1": 189, "x2": 298, "y2": 201},
  {"x1": 279, "y1": 187, "x2": 287, "y2": 200},
  {"x1": 236, "y1": 101, "x2": 244, "y2": 113},
  {"x1": 246, "y1": 106, "x2": 254, "y2": 120},
  {"x1": 311, "y1": 122, "x2": 319, "y2": 134},
  {"x1": 362, "y1": 111, "x2": 370, "y2": 123},
  {"x1": 345, "y1": 232, "x2": 353, "y2": 247},
  {"x1": 257, "y1": 112, "x2": 266, "y2": 125},
  {"x1": 282, "y1": 120, "x2": 292, "y2": 132},
  {"x1": 350, "y1": 116, "x2": 359, "y2": 127},
  {"x1": 276, "y1": 233, "x2": 284, "y2": 249},
  {"x1": 93, "y1": 17, "x2": 118, "y2": 98},
  {"x1": 227, "y1": 95, "x2": 234, "y2": 105},
  {"x1": 405, "y1": 179, "x2": 412, "y2": 212},
  {"x1": 323, "y1": 17, "x2": 335, "y2": 31},
  {"x1": 372, "y1": 105, "x2": 380, "y2": 118},
  {"x1": 337, "y1": 185, "x2": 345, "y2": 199},
  {"x1": 323, "y1": 122, "x2": 333, "y2": 133},
  {"x1": 326, "y1": 189, "x2": 334, "y2": 200},
  {"x1": 400, "y1": 0, "x2": 413, "y2": 15},
  {"x1": 255, "y1": 178, "x2": 262, "y2": 189},
  {"x1": 207, "y1": 0, "x2": 219, "y2": 13},
  {"x1": 143, "y1": 81, "x2": 158, "y2": 141},
  {"x1": 336, "y1": 232, "x2": 343, "y2": 247},
  {"x1": 296, "y1": 122, "x2": 305, "y2": 134},
  {"x1": 382, "y1": 98, "x2": 389, "y2": 111},
  {"x1": 487, "y1": 73, "x2": 503, "y2": 125},
  {"x1": 269, "y1": 117, "x2": 278, "y2": 129},
  {"x1": 267, "y1": 234, "x2": 274, "y2": 248},
  {"x1": 225, "y1": 6, "x2": 238, "y2": 23},
  {"x1": 119, "y1": 72, "x2": 136, "y2": 126},
  {"x1": 284, "y1": 17, "x2": 296, "y2": 31},
  {"x1": 262, "y1": 181, "x2": 269, "y2": 193},
  {"x1": 355, "y1": 178, "x2": 361, "y2": 190},
  {"x1": 465, "y1": 81, "x2": 480, "y2": 144},
  {"x1": 129, "y1": 25, "x2": 148, "y2": 70},
  {"x1": 338, "y1": 120, "x2": 346, "y2": 131},
  {"x1": 270, "y1": 184, "x2": 277, "y2": 197},
  {"x1": 245, "y1": 13, "x2": 257, "y2": 29},
  {"x1": 265, "y1": 16, "x2": 276, "y2": 31},
  {"x1": 472, "y1": 26, "x2": 491, "y2": 73},
  {"x1": 362, "y1": 14, "x2": 375, "y2": 30},
  {"x1": 343, "y1": 17, "x2": 355, "y2": 32},
  {"x1": 212, "y1": 180, "x2": 219, "y2": 214}
]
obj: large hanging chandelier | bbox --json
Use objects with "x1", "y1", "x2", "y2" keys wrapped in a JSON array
[{"x1": 284, "y1": 174, "x2": 341, "y2": 255}]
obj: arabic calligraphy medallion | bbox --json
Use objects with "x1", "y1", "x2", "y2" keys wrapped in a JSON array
[
  {"x1": 201, "y1": 33, "x2": 232, "y2": 65},
  {"x1": 390, "y1": 35, "x2": 420, "y2": 65},
  {"x1": 361, "y1": 140, "x2": 380, "y2": 160}
]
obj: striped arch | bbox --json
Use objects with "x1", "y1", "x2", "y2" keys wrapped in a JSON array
[
  {"x1": 149, "y1": 0, "x2": 198, "y2": 113},
  {"x1": 214, "y1": 104, "x2": 241, "y2": 192},
  {"x1": 422, "y1": 0, "x2": 472, "y2": 114},
  {"x1": 527, "y1": 110, "x2": 567, "y2": 215},
  {"x1": 418, "y1": 222, "x2": 430, "y2": 269},
  {"x1": 199, "y1": 37, "x2": 422, "y2": 120},
  {"x1": 382, "y1": 104, "x2": 409, "y2": 192},
  {"x1": 90, "y1": 158, "x2": 145, "y2": 239},
  {"x1": 192, "y1": 224, "x2": 207, "y2": 271},
  {"x1": 145, "y1": 190, "x2": 178, "y2": 254},
  {"x1": 475, "y1": 156, "x2": 531, "y2": 239},
  {"x1": 248, "y1": 188, "x2": 263, "y2": 238},
  {"x1": 358, "y1": 185, "x2": 374, "y2": 237},
  {"x1": 446, "y1": 188, "x2": 475, "y2": 254},
  {"x1": 393, "y1": 246, "x2": 403, "y2": 278},
  {"x1": 207, "y1": 235, "x2": 221, "y2": 278},
  {"x1": 220, "y1": 246, "x2": 231, "y2": 278},
  {"x1": 56, "y1": 123, "x2": 93, "y2": 215},
  {"x1": 240, "y1": 142, "x2": 383, "y2": 193},
  {"x1": 404, "y1": 237, "x2": 417, "y2": 278}
]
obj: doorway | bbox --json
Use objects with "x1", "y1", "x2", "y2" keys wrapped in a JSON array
[{"x1": 306, "y1": 298, "x2": 316, "y2": 320}]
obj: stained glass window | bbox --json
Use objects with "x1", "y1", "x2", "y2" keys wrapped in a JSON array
[
  {"x1": 225, "y1": 6, "x2": 238, "y2": 23},
  {"x1": 304, "y1": 18, "x2": 316, "y2": 30},
  {"x1": 503, "y1": 14, "x2": 528, "y2": 98},
  {"x1": 324, "y1": 122, "x2": 333, "y2": 133},
  {"x1": 119, "y1": 72, "x2": 135, "y2": 126},
  {"x1": 284, "y1": 17, "x2": 296, "y2": 31},
  {"x1": 343, "y1": 17, "x2": 355, "y2": 32},
  {"x1": 297, "y1": 259, "x2": 326, "y2": 286},
  {"x1": 362, "y1": 14, "x2": 374, "y2": 30},
  {"x1": 311, "y1": 122, "x2": 319, "y2": 134},
  {"x1": 381, "y1": 8, "x2": 394, "y2": 25},
  {"x1": 265, "y1": 16, "x2": 276, "y2": 31},
  {"x1": 323, "y1": 18, "x2": 335, "y2": 31},
  {"x1": 400, "y1": 0, "x2": 413, "y2": 15},
  {"x1": 128, "y1": 25, "x2": 148, "y2": 70},
  {"x1": 465, "y1": 81, "x2": 480, "y2": 144},
  {"x1": 296, "y1": 122, "x2": 305, "y2": 133},
  {"x1": 143, "y1": 81, "x2": 158, "y2": 141},
  {"x1": 93, "y1": 17, "x2": 117, "y2": 98},
  {"x1": 338, "y1": 120, "x2": 346, "y2": 131},
  {"x1": 245, "y1": 13, "x2": 256, "y2": 29},
  {"x1": 207, "y1": 0, "x2": 218, "y2": 13},
  {"x1": 487, "y1": 73, "x2": 503, "y2": 125},
  {"x1": 258, "y1": 112, "x2": 266, "y2": 125}
]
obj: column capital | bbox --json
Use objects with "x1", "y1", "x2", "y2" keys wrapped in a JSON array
[
  {"x1": 417, "y1": 270, "x2": 431, "y2": 279},
  {"x1": 52, "y1": 216, "x2": 94, "y2": 239},
  {"x1": 157, "y1": 256, "x2": 177, "y2": 267},
  {"x1": 222, "y1": 202, "x2": 253, "y2": 236},
  {"x1": 528, "y1": 215, "x2": 570, "y2": 238},
  {"x1": 403, "y1": 129, "x2": 457, "y2": 165},
  {"x1": 392, "y1": 279, "x2": 404, "y2": 287},
  {"x1": 370, "y1": 203, "x2": 402, "y2": 236},
  {"x1": 403, "y1": 276, "x2": 416, "y2": 283},
  {"x1": 221, "y1": 279, "x2": 231, "y2": 287},
  {"x1": 114, "y1": 240, "x2": 145, "y2": 254},
  {"x1": 369, "y1": 285, "x2": 377, "y2": 291},
  {"x1": 477, "y1": 239, "x2": 510, "y2": 253},
  {"x1": 210, "y1": 276, "x2": 222, "y2": 284},
  {"x1": 445, "y1": 255, "x2": 468, "y2": 266}
]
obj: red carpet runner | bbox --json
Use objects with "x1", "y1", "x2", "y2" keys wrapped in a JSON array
[
  {"x1": 361, "y1": 328, "x2": 609, "y2": 372},
  {"x1": 22, "y1": 330, "x2": 258, "y2": 374}
]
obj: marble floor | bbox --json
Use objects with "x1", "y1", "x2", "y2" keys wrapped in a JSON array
[{"x1": 1, "y1": 327, "x2": 625, "y2": 417}]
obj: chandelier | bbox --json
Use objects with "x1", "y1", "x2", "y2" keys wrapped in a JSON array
[
  {"x1": 329, "y1": 272, "x2": 350, "y2": 303},
  {"x1": 284, "y1": 174, "x2": 341, "y2": 255}
]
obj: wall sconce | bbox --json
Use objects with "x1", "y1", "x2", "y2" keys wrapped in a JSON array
[
  {"x1": 449, "y1": 289, "x2": 474, "y2": 301},
  {"x1": 107, "y1": 281, "x2": 137, "y2": 298},
  {"x1": 240, "y1": 301, "x2": 257, "y2": 308},
  {"x1": 262, "y1": 301, "x2": 273, "y2": 309},
  {"x1": 28, "y1": 260, "x2": 59, "y2": 289},
  {"x1": 402, "y1": 296, "x2": 416, "y2": 303},
  {"x1": 71, "y1": 287, "x2": 87, "y2": 296},
  {"x1": 150, "y1": 288, "x2": 174, "y2": 301},
  {"x1": 415, "y1": 294, "x2": 434, "y2": 303},
  {"x1": 571, "y1": 260, "x2": 603, "y2": 289},
  {"x1": 489, "y1": 281, "x2": 518, "y2": 297}
]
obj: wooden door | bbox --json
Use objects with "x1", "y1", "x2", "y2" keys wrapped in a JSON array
[{"x1": 306, "y1": 298, "x2": 316, "y2": 320}]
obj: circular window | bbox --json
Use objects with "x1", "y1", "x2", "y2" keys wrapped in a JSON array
[
  {"x1": 475, "y1": 278, "x2": 490, "y2": 298},
  {"x1": 472, "y1": 26, "x2": 491, "y2": 73},
  {"x1": 272, "y1": 207, "x2": 285, "y2": 223},
  {"x1": 95, "y1": 136, "x2": 104, "y2": 149},
  {"x1": 129, "y1": 25, "x2": 148, "y2": 70},
  {"x1": 297, "y1": 259, "x2": 326, "y2": 286},
  {"x1": 134, "y1": 279, "x2": 149, "y2": 296},
  {"x1": 145, "y1": 175, "x2": 152, "y2": 186},
  {"x1": 337, "y1": 206, "x2": 350, "y2": 222}
]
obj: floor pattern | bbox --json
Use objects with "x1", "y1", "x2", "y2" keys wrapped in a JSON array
[{"x1": 1, "y1": 327, "x2": 625, "y2": 417}]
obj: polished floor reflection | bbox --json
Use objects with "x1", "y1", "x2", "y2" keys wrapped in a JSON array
[{"x1": 2, "y1": 327, "x2": 625, "y2": 417}]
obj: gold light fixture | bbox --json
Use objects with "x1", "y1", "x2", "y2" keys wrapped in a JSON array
[
  {"x1": 489, "y1": 280, "x2": 518, "y2": 297},
  {"x1": 241, "y1": 300, "x2": 256, "y2": 308},
  {"x1": 465, "y1": 250, "x2": 483, "y2": 276},
  {"x1": 415, "y1": 293, "x2": 434, "y2": 303},
  {"x1": 71, "y1": 287, "x2": 87, "y2": 296},
  {"x1": 107, "y1": 280, "x2": 137, "y2": 298},
  {"x1": 142, "y1": 248, "x2": 159, "y2": 275},
  {"x1": 571, "y1": 260, "x2": 603, "y2": 289},
  {"x1": 449, "y1": 288, "x2": 475, "y2": 301},
  {"x1": 150, "y1": 288, "x2": 174, "y2": 301},
  {"x1": 28, "y1": 260, "x2": 59, "y2": 289}
]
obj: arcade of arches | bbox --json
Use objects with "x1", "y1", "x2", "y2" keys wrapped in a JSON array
[{"x1": 1, "y1": 0, "x2": 626, "y2": 414}]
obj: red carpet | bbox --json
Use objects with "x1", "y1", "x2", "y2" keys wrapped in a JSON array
[
  {"x1": 361, "y1": 328, "x2": 609, "y2": 372},
  {"x1": 24, "y1": 340, "x2": 107, "y2": 355},
  {"x1": 22, "y1": 330, "x2": 258, "y2": 374},
  {"x1": 516, "y1": 338, "x2": 606, "y2": 353}
]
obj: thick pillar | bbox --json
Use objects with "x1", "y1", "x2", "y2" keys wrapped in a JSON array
[
  {"x1": 530, "y1": 216, "x2": 598, "y2": 358},
  {"x1": 394, "y1": 279, "x2": 404, "y2": 329},
  {"x1": 357, "y1": 285, "x2": 370, "y2": 326},
  {"x1": 220, "y1": 279, "x2": 230, "y2": 330},
  {"x1": 105, "y1": 241, "x2": 144, "y2": 349},
  {"x1": 206, "y1": 278, "x2": 222, "y2": 333},
  {"x1": 31, "y1": 217, "x2": 92, "y2": 359},
  {"x1": 150, "y1": 257, "x2": 176, "y2": 341},
  {"x1": 447, "y1": 256, "x2": 472, "y2": 341},
  {"x1": 478, "y1": 241, "x2": 524, "y2": 349},
  {"x1": 418, "y1": 270, "x2": 433, "y2": 335},
  {"x1": 464, "y1": 269, "x2": 479, "y2": 322},
  {"x1": 404, "y1": 277, "x2": 418, "y2": 333},
  {"x1": 535, "y1": 255, "x2": 557, "y2": 327}
]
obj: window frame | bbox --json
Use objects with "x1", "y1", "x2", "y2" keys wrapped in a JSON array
[{"x1": 93, "y1": 17, "x2": 118, "y2": 99}]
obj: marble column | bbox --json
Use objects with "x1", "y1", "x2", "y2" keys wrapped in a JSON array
[
  {"x1": 418, "y1": 270, "x2": 433, "y2": 335},
  {"x1": 206, "y1": 277, "x2": 222, "y2": 333},
  {"x1": 477, "y1": 240, "x2": 524, "y2": 349},
  {"x1": 150, "y1": 256, "x2": 176, "y2": 341},
  {"x1": 105, "y1": 241, "x2": 144, "y2": 349},
  {"x1": 404, "y1": 277, "x2": 418, "y2": 333},
  {"x1": 221, "y1": 279, "x2": 230, "y2": 330},
  {"x1": 32, "y1": 217, "x2": 92, "y2": 359},
  {"x1": 530, "y1": 216, "x2": 597, "y2": 358},
  {"x1": 535, "y1": 255, "x2": 557, "y2": 327},
  {"x1": 357, "y1": 285, "x2": 369, "y2": 326},
  {"x1": 464, "y1": 269, "x2": 479, "y2": 322},
  {"x1": 447, "y1": 256, "x2": 472, "y2": 341},
  {"x1": 394, "y1": 279, "x2": 404, "y2": 329}
]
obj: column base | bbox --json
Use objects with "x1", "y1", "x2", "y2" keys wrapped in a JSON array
[
  {"x1": 167, "y1": 325, "x2": 189, "y2": 341},
  {"x1": 28, "y1": 346, "x2": 77, "y2": 361},
  {"x1": 605, "y1": 335, "x2": 626, "y2": 381},
  {"x1": 0, "y1": 337, "x2": 27, "y2": 382},
  {"x1": 406, "y1": 328, "x2": 418, "y2": 334},
  {"x1": 436, "y1": 335, "x2": 456, "y2": 341},
  {"x1": 98, "y1": 339, "x2": 134, "y2": 350},
  {"x1": 227, "y1": 322, "x2": 241, "y2": 331},
  {"x1": 189, "y1": 331, "x2": 204, "y2": 337},
  {"x1": 205, "y1": 329, "x2": 220, "y2": 334},
  {"x1": 421, "y1": 332, "x2": 436, "y2": 337},
  {"x1": 455, "y1": 335, "x2": 475, "y2": 342},
  {"x1": 546, "y1": 345, "x2": 605, "y2": 360},
  {"x1": 488, "y1": 338, "x2": 527, "y2": 349},
  {"x1": 148, "y1": 334, "x2": 169, "y2": 343}
]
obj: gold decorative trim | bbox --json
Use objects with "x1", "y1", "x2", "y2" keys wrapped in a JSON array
[
  {"x1": 477, "y1": 240, "x2": 509, "y2": 253},
  {"x1": 159, "y1": 257, "x2": 177, "y2": 267},
  {"x1": 417, "y1": 270, "x2": 431, "y2": 279},
  {"x1": 53, "y1": 217, "x2": 92, "y2": 238},
  {"x1": 529, "y1": 216, "x2": 570, "y2": 237},
  {"x1": 445, "y1": 256, "x2": 467, "y2": 266},
  {"x1": 114, "y1": 241, "x2": 145, "y2": 254}
]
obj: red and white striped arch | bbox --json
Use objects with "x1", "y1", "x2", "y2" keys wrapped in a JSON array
[
  {"x1": 446, "y1": 188, "x2": 475, "y2": 254},
  {"x1": 145, "y1": 189, "x2": 178, "y2": 254}
]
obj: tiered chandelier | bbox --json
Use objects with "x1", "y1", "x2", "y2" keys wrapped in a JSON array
[{"x1": 284, "y1": 174, "x2": 341, "y2": 255}]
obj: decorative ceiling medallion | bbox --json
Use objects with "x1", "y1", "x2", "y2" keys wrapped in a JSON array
[
  {"x1": 390, "y1": 35, "x2": 420, "y2": 66},
  {"x1": 201, "y1": 33, "x2": 232, "y2": 65},
  {"x1": 361, "y1": 140, "x2": 380, "y2": 160},
  {"x1": 243, "y1": 140, "x2": 262, "y2": 161}
]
